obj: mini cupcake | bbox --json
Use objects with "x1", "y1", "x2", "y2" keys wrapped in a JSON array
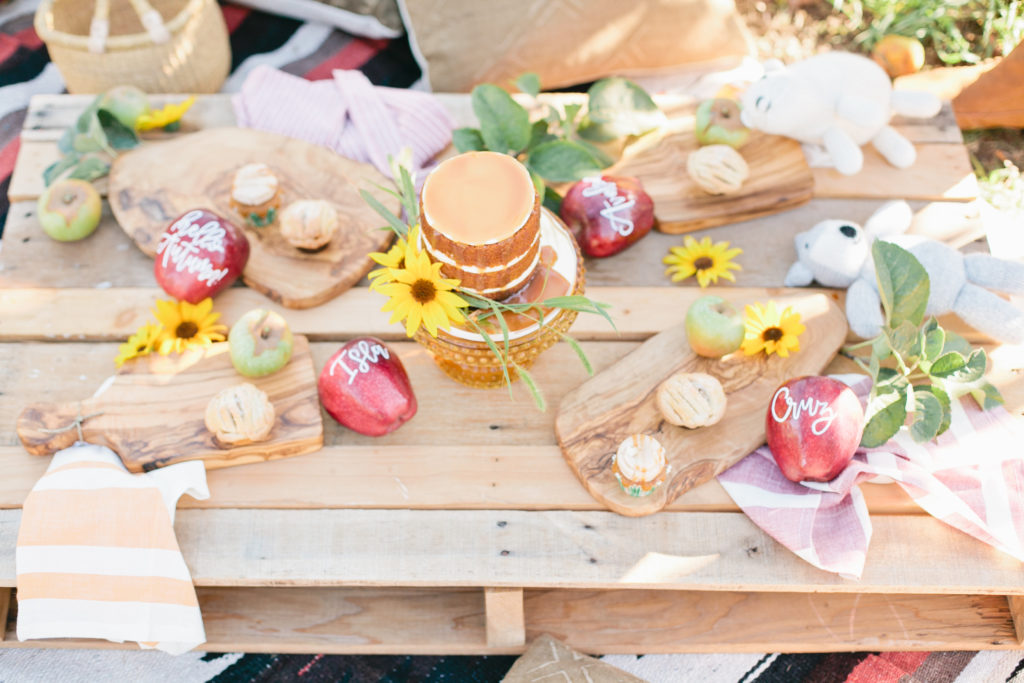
[
  {"x1": 231, "y1": 163, "x2": 280, "y2": 227},
  {"x1": 612, "y1": 434, "x2": 668, "y2": 497},
  {"x1": 279, "y1": 199, "x2": 338, "y2": 251}
]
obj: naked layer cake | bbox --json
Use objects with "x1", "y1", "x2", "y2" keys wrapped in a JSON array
[{"x1": 419, "y1": 151, "x2": 541, "y2": 301}]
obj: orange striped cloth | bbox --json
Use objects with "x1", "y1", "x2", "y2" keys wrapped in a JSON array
[{"x1": 16, "y1": 442, "x2": 209, "y2": 654}]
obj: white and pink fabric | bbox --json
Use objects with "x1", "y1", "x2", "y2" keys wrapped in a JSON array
[
  {"x1": 232, "y1": 65, "x2": 454, "y2": 180},
  {"x1": 719, "y1": 374, "x2": 1024, "y2": 579}
]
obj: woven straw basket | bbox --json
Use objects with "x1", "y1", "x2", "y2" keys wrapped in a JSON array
[{"x1": 35, "y1": 0, "x2": 231, "y2": 94}]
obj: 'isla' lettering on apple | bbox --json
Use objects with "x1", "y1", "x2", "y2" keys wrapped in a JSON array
[{"x1": 330, "y1": 340, "x2": 391, "y2": 385}]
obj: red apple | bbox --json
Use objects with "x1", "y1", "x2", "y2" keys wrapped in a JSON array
[
  {"x1": 560, "y1": 175, "x2": 654, "y2": 258},
  {"x1": 318, "y1": 337, "x2": 417, "y2": 436},
  {"x1": 154, "y1": 209, "x2": 250, "y2": 303},
  {"x1": 765, "y1": 376, "x2": 865, "y2": 482}
]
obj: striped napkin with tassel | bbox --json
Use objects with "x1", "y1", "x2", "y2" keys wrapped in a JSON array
[{"x1": 16, "y1": 442, "x2": 209, "y2": 654}]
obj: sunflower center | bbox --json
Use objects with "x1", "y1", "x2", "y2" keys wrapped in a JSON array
[
  {"x1": 175, "y1": 321, "x2": 199, "y2": 339},
  {"x1": 762, "y1": 327, "x2": 784, "y2": 342},
  {"x1": 411, "y1": 279, "x2": 437, "y2": 304},
  {"x1": 693, "y1": 256, "x2": 714, "y2": 270}
]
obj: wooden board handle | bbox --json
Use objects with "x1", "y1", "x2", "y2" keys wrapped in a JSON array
[{"x1": 17, "y1": 398, "x2": 103, "y2": 456}]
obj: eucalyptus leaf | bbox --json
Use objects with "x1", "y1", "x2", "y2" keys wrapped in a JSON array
[
  {"x1": 526, "y1": 166, "x2": 546, "y2": 197},
  {"x1": 872, "y1": 335, "x2": 892, "y2": 360},
  {"x1": 572, "y1": 138, "x2": 615, "y2": 169},
  {"x1": 922, "y1": 323, "x2": 945, "y2": 361},
  {"x1": 929, "y1": 351, "x2": 966, "y2": 378},
  {"x1": 452, "y1": 127, "x2": 486, "y2": 153},
  {"x1": 970, "y1": 381, "x2": 1004, "y2": 410},
  {"x1": 887, "y1": 320, "x2": 921, "y2": 359},
  {"x1": 562, "y1": 103, "x2": 582, "y2": 131},
  {"x1": 861, "y1": 389, "x2": 908, "y2": 448},
  {"x1": 68, "y1": 156, "x2": 110, "y2": 182},
  {"x1": 72, "y1": 131, "x2": 104, "y2": 154},
  {"x1": 918, "y1": 384, "x2": 952, "y2": 436},
  {"x1": 527, "y1": 120, "x2": 551, "y2": 150},
  {"x1": 514, "y1": 72, "x2": 541, "y2": 98},
  {"x1": 910, "y1": 388, "x2": 943, "y2": 443},
  {"x1": 942, "y1": 348, "x2": 986, "y2": 384},
  {"x1": 86, "y1": 113, "x2": 111, "y2": 154},
  {"x1": 75, "y1": 95, "x2": 104, "y2": 133},
  {"x1": 58, "y1": 127, "x2": 75, "y2": 154},
  {"x1": 872, "y1": 240, "x2": 929, "y2": 329},
  {"x1": 96, "y1": 109, "x2": 139, "y2": 150},
  {"x1": 578, "y1": 77, "x2": 666, "y2": 141},
  {"x1": 42, "y1": 153, "x2": 80, "y2": 186},
  {"x1": 471, "y1": 84, "x2": 532, "y2": 154},
  {"x1": 941, "y1": 329, "x2": 973, "y2": 355},
  {"x1": 542, "y1": 186, "x2": 563, "y2": 215},
  {"x1": 528, "y1": 140, "x2": 604, "y2": 182}
]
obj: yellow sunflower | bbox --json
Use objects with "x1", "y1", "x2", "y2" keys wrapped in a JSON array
[
  {"x1": 367, "y1": 226, "x2": 417, "y2": 290},
  {"x1": 135, "y1": 96, "x2": 196, "y2": 131},
  {"x1": 114, "y1": 322, "x2": 163, "y2": 368},
  {"x1": 740, "y1": 301, "x2": 805, "y2": 358},
  {"x1": 375, "y1": 232, "x2": 469, "y2": 337},
  {"x1": 152, "y1": 298, "x2": 227, "y2": 355},
  {"x1": 663, "y1": 236, "x2": 742, "y2": 288}
]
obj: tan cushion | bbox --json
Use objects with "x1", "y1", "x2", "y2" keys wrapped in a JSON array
[
  {"x1": 501, "y1": 634, "x2": 647, "y2": 683},
  {"x1": 400, "y1": 0, "x2": 752, "y2": 92}
]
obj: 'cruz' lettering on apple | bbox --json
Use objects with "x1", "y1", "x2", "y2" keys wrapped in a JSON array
[
  {"x1": 581, "y1": 176, "x2": 635, "y2": 237},
  {"x1": 329, "y1": 340, "x2": 391, "y2": 384},
  {"x1": 156, "y1": 211, "x2": 231, "y2": 286},
  {"x1": 770, "y1": 386, "x2": 837, "y2": 436}
]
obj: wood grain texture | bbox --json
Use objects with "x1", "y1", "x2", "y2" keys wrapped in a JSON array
[
  {"x1": 485, "y1": 587, "x2": 526, "y2": 648},
  {"x1": 557, "y1": 292, "x2": 848, "y2": 516},
  {"x1": 0, "y1": 588, "x2": 8, "y2": 642},
  {"x1": 16, "y1": 337, "x2": 323, "y2": 472},
  {"x1": 107, "y1": 127, "x2": 400, "y2": 308},
  {"x1": 1008, "y1": 595, "x2": 1024, "y2": 644},
  {"x1": 2, "y1": 509, "x2": 1024, "y2": 594},
  {"x1": 2, "y1": 587, "x2": 1021, "y2": 653},
  {"x1": 813, "y1": 143, "x2": 979, "y2": 201},
  {"x1": 610, "y1": 99, "x2": 814, "y2": 234}
]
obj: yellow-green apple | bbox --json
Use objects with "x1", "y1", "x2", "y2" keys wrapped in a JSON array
[
  {"x1": 318, "y1": 337, "x2": 417, "y2": 436},
  {"x1": 685, "y1": 295, "x2": 744, "y2": 358},
  {"x1": 37, "y1": 179, "x2": 102, "y2": 242},
  {"x1": 695, "y1": 98, "x2": 751, "y2": 149},
  {"x1": 229, "y1": 309, "x2": 294, "y2": 377},
  {"x1": 766, "y1": 376, "x2": 865, "y2": 482},
  {"x1": 99, "y1": 86, "x2": 150, "y2": 128},
  {"x1": 154, "y1": 209, "x2": 250, "y2": 303},
  {"x1": 560, "y1": 175, "x2": 654, "y2": 258}
]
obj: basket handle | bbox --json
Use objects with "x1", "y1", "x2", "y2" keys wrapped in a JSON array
[{"x1": 88, "y1": 0, "x2": 170, "y2": 54}]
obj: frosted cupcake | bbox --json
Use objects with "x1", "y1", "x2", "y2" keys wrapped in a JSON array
[
  {"x1": 612, "y1": 434, "x2": 668, "y2": 497},
  {"x1": 231, "y1": 163, "x2": 280, "y2": 227}
]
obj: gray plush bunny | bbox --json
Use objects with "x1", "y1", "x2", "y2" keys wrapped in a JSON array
[{"x1": 784, "y1": 200, "x2": 1024, "y2": 344}]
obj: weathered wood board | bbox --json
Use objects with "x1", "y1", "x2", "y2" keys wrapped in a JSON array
[
  {"x1": 108, "y1": 127, "x2": 399, "y2": 308},
  {"x1": 556, "y1": 291, "x2": 848, "y2": 516},
  {"x1": 16, "y1": 336, "x2": 323, "y2": 472}
]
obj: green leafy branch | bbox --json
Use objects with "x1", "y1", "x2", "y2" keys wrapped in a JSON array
[
  {"x1": 360, "y1": 161, "x2": 615, "y2": 411},
  {"x1": 843, "y1": 241, "x2": 1003, "y2": 447},
  {"x1": 452, "y1": 74, "x2": 665, "y2": 213},
  {"x1": 44, "y1": 95, "x2": 140, "y2": 186}
]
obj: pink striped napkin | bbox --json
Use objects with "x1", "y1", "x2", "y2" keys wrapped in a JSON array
[
  {"x1": 232, "y1": 65, "x2": 454, "y2": 179},
  {"x1": 718, "y1": 374, "x2": 1024, "y2": 579}
]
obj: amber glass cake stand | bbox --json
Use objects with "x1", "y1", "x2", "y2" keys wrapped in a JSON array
[{"x1": 415, "y1": 211, "x2": 586, "y2": 389}]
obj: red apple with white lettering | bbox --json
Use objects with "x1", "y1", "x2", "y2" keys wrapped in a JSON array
[
  {"x1": 559, "y1": 175, "x2": 654, "y2": 258},
  {"x1": 154, "y1": 209, "x2": 250, "y2": 303},
  {"x1": 318, "y1": 337, "x2": 417, "y2": 436},
  {"x1": 765, "y1": 376, "x2": 865, "y2": 482}
]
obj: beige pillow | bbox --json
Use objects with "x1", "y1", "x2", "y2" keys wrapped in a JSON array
[{"x1": 399, "y1": 0, "x2": 753, "y2": 92}]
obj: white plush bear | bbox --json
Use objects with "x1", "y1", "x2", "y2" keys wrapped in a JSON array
[
  {"x1": 784, "y1": 200, "x2": 1024, "y2": 344},
  {"x1": 740, "y1": 53, "x2": 942, "y2": 175}
]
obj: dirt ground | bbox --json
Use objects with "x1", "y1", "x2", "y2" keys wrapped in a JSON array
[{"x1": 733, "y1": 0, "x2": 1024, "y2": 176}]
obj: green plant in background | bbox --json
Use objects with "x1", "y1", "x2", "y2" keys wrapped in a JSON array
[
  {"x1": 842, "y1": 241, "x2": 1002, "y2": 447},
  {"x1": 44, "y1": 94, "x2": 141, "y2": 186},
  {"x1": 453, "y1": 73, "x2": 665, "y2": 212},
  {"x1": 831, "y1": 0, "x2": 1023, "y2": 63}
]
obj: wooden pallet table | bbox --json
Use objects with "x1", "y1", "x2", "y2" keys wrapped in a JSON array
[{"x1": 0, "y1": 94, "x2": 1022, "y2": 655}]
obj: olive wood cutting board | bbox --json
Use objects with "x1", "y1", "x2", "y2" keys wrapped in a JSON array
[
  {"x1": 555, "y1": 291, "x2": 847, "y2": 517},
  {"x1": 108, "y1": 127, "x2": 400, "y2": 308},
  {"x1": 610, "y1": 99, "x2": 815, "y2": 234},
  {"x1": 16, "y1": 336, "x2": 323, "y2": 472}
]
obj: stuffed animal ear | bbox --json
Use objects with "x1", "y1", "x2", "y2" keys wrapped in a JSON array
[
  {"x1": 761, "y1": 58, "x2": 785, "y2": 75},
  {"x1": 864, "y1": 200, "x2": 913, "y2": 239},
  {"x1": 784, "y1": 261, "x2": 814, "y2": 287}
]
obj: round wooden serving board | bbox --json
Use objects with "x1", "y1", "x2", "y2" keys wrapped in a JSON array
[
  {"x1": 16, "y1": 336, "x2": 323, "y2": 472},
  {"x1": 108, "y1": 127, "x2": 401, "y2": 308},
  {"x1": 555, "y1": 291, "x2": 848, "y2": 517}
]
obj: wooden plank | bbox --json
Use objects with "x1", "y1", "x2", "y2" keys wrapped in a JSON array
[
  {"x1": 0, "y1": 588, "x2": 8, "y2": 642},
  {"x1": 0, "y1": 286, "x2": 1007, "y2": 345},
  {"x1": 485, "y1": 588, "x2": 525, "y2": 648},
  {"x1": 813, "y1": 143, "x2": 979, "y2": 201},
  {"x1": 1008, "y1": 595, "x2": 1024, "y2": 644},
  {"x1": 22, "y1": 94, "x2": 236, "y2": 131},
  {"x1": 3, "y1": 508, "x2": 1023, "y2": 594}
]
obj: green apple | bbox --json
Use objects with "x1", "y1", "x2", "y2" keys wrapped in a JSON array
[
  {"x1": 229, "y1": 309, "x2": 294, "y2": 377},
  {"x1": 685, "y1": 295, "x2": 744, "y2": 358},
  {"x1": 37, "y1": 179, "x2": 102, "y2": 242},
  {"x1": 99, "y1": 85, "x2": 150, "y2": 129},
  {"x1": 695, "y1": 98, "x2": 751, "y2": 149}
]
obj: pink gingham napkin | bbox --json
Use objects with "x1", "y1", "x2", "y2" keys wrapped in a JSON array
[
  {"x1": 232, "y1": 65, "x2": 454, "y2": 179},
  {"x1": 718, "y1": 374, "x2": 1024, "y2": 579}
]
